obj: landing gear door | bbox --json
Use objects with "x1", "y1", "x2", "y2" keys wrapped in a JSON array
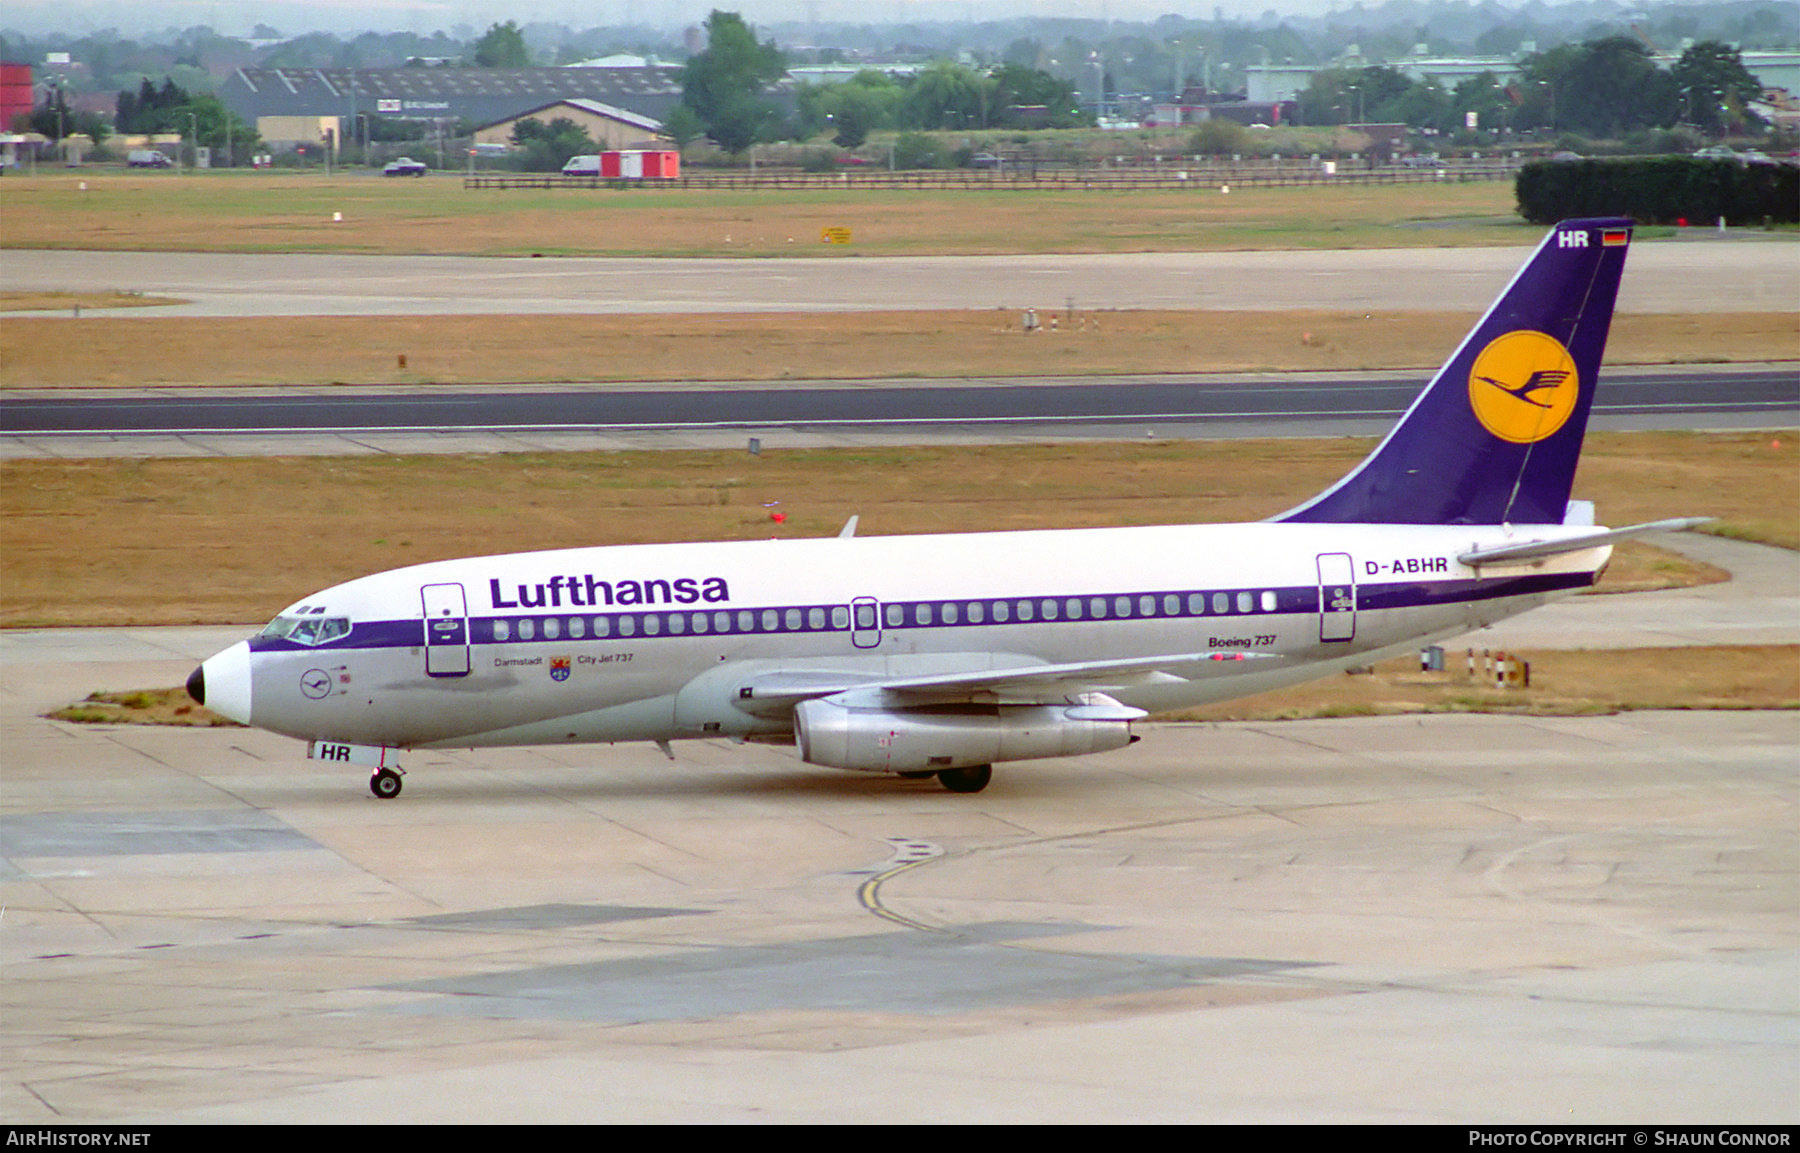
[
  {"x1": 1316, "y1": 553, "x2": 1357, "y2": 643},
  {"x1": 421, "y1": 582, "x2": 471, "y2": 677}
]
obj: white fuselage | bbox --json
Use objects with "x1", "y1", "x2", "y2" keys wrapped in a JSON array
[{"x1": 210, "y1": 519, "x2": 1606, "y2": 751}]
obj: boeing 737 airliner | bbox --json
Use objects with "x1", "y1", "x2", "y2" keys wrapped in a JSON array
[{"x1": 188, "y1": 217, "x2": 1706, "y2": 797}]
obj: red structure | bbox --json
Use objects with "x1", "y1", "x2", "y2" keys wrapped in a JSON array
[
  {"x1": 1, "y1": 62, "x2": 34, "y2": 132},
  {"x1": 600, "y1": 150, "x2": 680, "y2": 179}
]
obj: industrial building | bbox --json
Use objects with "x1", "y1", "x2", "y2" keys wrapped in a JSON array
[
  {"x1": 471, "y1": 98, "x2": 668, "y2": 152},
  {"x1": 218, "y1": 66, "x2": 683, "y2": 150}
]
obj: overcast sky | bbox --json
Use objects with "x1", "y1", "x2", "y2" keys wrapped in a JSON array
[{"x1": 4, "y1": 0, "x2": 1338, "y2": 38}]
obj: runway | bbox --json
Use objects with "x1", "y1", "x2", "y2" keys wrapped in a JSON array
[
  {"x1": 2, "y1": 533, "x2": 1796, "y2": 1123},
  {"x1": 5, "y1": 233, "x2": 1797, "y2": 317},
  {"x1": 5, "y1": 365, "x2": 1795, "y2": 460}
]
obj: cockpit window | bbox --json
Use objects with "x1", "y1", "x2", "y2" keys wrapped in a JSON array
[{"x1": 260, "y1": 615, "x2": 352, "y2": 646}]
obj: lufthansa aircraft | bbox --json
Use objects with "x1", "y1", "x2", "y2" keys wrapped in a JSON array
[{"x1": 188, "y1": 217, "x2": 1706, "y2": 797}]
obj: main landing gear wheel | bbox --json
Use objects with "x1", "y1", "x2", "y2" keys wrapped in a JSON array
[
  {"x1": 370, "y1": 768, "x2": 404, "y2": 799},
  {"x1": 936, "y1": 764, "x2": 992, "y2": 794}
]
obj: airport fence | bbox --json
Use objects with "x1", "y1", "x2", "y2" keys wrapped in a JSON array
[{"x1": 464, "y1": 160, "x2": 1523, "y2": 192}]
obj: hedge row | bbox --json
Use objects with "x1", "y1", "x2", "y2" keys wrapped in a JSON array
[{"x1": 1516, "y1": 157, "x2": 1798, "y2": 226}]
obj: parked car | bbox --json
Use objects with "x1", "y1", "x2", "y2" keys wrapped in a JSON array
[
  {"x1": 561, "y1": 154, "x2": 602, "y2": 176},
  {"x1": 1739, "y1": 149, "x2": 1775, "y2": 165},
  {"x1": 967, "y1": 152, "x2": 1002, "y2": 169},
  {"x1": 127, "y1": 149, "x2": 172, "y2": 168},
  {"x1": 1549, "y1": 150, "x2": 1584, "y2": 161},
  {"x1": 1692, "y1": 146, "x2": 1740, "y2": 162},
  {"x1": 1399, "y1": 153, "x2": 1445, "y2": 168},
  {"x1": 382, "y1": 157, "x2": 427, "y2": 176}
]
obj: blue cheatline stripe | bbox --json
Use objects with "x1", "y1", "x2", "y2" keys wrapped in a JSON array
[{"x1": 244, "y1": 570, "x2": 1593, "y2": 655}]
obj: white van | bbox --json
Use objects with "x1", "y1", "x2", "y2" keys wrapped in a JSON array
[{"x1": 560, "y1": 155, "x2": 601, "y2": 176}]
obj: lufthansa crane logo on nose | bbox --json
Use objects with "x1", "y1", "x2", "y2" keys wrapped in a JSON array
[{"x1": 1467, "y1": 330, "x2": 1580, "y2": 444}]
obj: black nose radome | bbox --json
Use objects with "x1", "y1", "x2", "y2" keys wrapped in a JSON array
[{"x1": 186, "y1": 665, "x2": 205, "y2": 706}]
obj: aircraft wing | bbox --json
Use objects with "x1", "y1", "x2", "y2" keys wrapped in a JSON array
[
  {"x1": 1458, "y1": 517, "x2": 1713, "y2": 567},
  {"x1": 735, "y1": 650, "x2": 1277, "y2": 712}
]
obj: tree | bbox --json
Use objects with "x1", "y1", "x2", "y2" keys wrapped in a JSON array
[
  {"x1": 1188, "y1": 118, "x2": 1247, "y2": 156},
  {"x1": 680, "y1": 11, "x2": 786, "y2": 155},
  {"x1": 890, "y1": 131, "x2": 949, "y2": 169},
  {"x1": 1671, "y1": 41, "x2": 1764, "y2": 136},
  {"x1": 1452, "y1": 72, "x2": 1512, "y2": 137},
  {"x1": 990, "y1": 64, "x2": 1088, "y2": 129},
  {"x1": 472, "y1": 21, "x2": 530, "y2": 68},
  {"x1": 796, "y1": 71, "x2": 903, "y2": 147},
  {"x1": 510, "y1": 117, "x2": 594, "y2": 171},
  {"x1": 1519, "y1": 37, "x2": 1677, "y2": 139},
  {"x1": 113, "y1": 79, "x2": 256, "y2": 163},
  {"x1": 27, "y1": 88, "x2": 110, "y2": 143},
  {"x1": 902, "y1": 62, "x2": 992, "y2": 131},
  {"x1": 661, "y1": 105, "x2": 705, "y2": 150}
]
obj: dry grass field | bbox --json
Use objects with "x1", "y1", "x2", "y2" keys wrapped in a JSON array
[
  {"x1": 2, "y1": 431, "x2": 1787, "y2": 629},
  {"x1": 1165, "y1": 644, "x2": 1799, "y2": 720},
  {"x1": 0, "y1": 172, "x2": 1532, "y2": 257},
  {"x1": 3, "y1": 308, "x2": 1794, "y2": 389}
]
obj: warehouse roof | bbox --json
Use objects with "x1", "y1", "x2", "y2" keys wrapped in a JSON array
[{"x1": 221, "y1": 66, "x2": 686, "y2": 126}]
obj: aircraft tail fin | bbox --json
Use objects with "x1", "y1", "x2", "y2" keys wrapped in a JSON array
[{"x1": 1276, "y1": 217, "x2": 1634, "y2": 526}]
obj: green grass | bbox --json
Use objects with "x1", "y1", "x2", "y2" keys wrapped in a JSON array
[{"x1": 0, "y1": 170, "x2": 1530, "y2": 257}]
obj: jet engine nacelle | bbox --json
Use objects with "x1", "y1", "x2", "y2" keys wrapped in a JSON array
[{"x1": 794, "y1": 696, "x2": 1139, "y2": 774}]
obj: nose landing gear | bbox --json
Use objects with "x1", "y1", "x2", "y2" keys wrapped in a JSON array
[{"x1": 371, "y1": 767, "x2": 404, "y2": 799}]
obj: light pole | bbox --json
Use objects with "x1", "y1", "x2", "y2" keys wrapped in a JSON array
[{"x1": 49, "y1": 79, "x2": 64, "y2": 164}]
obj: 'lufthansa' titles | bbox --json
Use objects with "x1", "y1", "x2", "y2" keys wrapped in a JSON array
[{"x1": 490, "y1": 574, "x2": 730, "y2": 610}]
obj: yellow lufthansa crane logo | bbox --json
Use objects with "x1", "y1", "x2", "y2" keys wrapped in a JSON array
[{"x1": 1467, "y1": 330, "x2": 1580, "y2": 444}]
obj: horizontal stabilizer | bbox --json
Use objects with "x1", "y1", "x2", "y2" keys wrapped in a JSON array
[{"x1": 1457, "y1": 517, "x2": 1714, "y2": 567}]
